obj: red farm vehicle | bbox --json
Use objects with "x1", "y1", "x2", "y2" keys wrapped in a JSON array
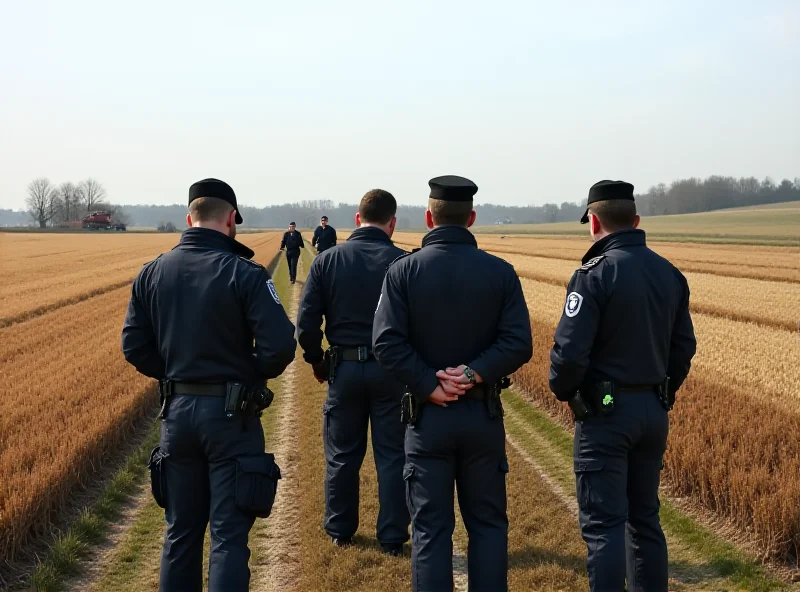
[{"x1": 81, "y1": 211, "x2": 126, "y2": 231}]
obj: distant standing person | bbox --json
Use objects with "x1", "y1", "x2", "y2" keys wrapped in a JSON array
[
  {"x1": 280, "y1": 221, "x2": 305, "y2": 284},
  {"x1": 373, "y1": 176, "x2": 533, "y2": 591},
  {"x1": 122, "y1": 178, "x2": 297, "y2": 592},
  {"x1": 297, "y1": 190, "x2": 410, "y2": 554},
  {"x1": 549, "y1": 180, "x2": 696, "y2": 592},
  {"x1": 312, "y1": 215, "x2": 337, "y2": 253}
]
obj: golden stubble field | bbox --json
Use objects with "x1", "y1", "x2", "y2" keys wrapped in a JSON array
[{"x1": 1, "y1": 227, "x2": 799, "y2": 582}]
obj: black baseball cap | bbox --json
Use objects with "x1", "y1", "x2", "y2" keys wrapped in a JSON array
[
  {"x1": 580, "y1": 180, "x2": 635, "y2": 224},
  {"x1": 189, "y1": 178, "x2": 243, "y2": 224}
]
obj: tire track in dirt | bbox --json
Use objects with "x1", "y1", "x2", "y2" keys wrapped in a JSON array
[{"x1": 250, "y1": 261, "x2": 303, "y2": 592}]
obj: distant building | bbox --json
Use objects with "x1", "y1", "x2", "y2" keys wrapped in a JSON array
[{"x1": 494, "y1": 218, "x2": 513, "y2": 225}]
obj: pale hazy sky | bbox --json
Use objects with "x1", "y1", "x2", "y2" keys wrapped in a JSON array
[{"x1": 1, "y1": 0, "x2": 798, "y2": 210}]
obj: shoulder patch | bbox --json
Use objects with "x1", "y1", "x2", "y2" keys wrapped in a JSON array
[
  {"x1": 564, "y1": 292, "x2": 584, "y2": 317},
  {"x1": 266, "y1": 279, "x2": 281, "y2": 304},
  {"x1": 577, "y1": 255, "x2": 606, "y2": 273},
  {"x1": 238, "y1": 256, "x2": 265, "y2": 270}
]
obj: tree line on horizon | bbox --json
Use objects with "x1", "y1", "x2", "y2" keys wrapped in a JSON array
[{"x1": 7, "y1": 175, "x2": 799, "y2": 229}]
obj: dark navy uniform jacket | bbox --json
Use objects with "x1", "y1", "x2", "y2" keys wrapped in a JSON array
[
  {"x1": 372, "y1": 225, "x2": 533, "y2": 402},
  {"x1": 121, "y1": 227, "x2": 297, "y2": 384},
  {"x1": 297, "y1": 226, "x2": 405, "y2": 364},
  {"x1": 549, "y1": 229, "x2": 696, "y2": 400},
  {"x1": 312, "y1": 225, "x2": 337, "y2": 251},
  {"x1": 280, "y1": 230, "x2": 305, "y2": 253}
]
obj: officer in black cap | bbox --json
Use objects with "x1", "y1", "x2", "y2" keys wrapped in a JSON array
[
  {"x1": 312, "y1": 215, "x2": 337, "y2": 253},
  {"x1": 549, "y1": 180, "x2": 697, "y2": 591},
  {"x1": 297, "y1": 189, "x2": 410, "y2": 554},
  {"x1": 280, "y1": 221, "x2": 305, "y2": 284},
  {"x1": 122, "y1": 178, "x2": 297, "y2": 592},
  {"x1": 373, "y1": 176, "x2": 533, "y2": 591}
]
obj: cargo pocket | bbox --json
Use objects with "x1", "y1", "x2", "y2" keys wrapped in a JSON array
[
  {"x1": 235, "y1": 454, "x2": 282, "y2": 518},
  {"x1": 403, "y1": 463, "x2": 416, "y2": 515},
  {"x1": 147, "y1": 446, "x2": 168, "y2": 509},
  {"x1": 574, "y1": 459, "x2": 603, "y2": 511}
]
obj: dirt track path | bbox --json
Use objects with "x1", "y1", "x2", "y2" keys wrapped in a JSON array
[{"x1": 250, "y1": 260, "x2": 303, "y2": 592}]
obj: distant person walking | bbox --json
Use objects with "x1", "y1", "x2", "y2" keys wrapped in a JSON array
[
  {"x1": 280, "y1": 221, "x2": 305, "y2": 284},
  {"x1": 312, "y1": 215, "x2": 337, "y2": 253},
  {"x1": 549, "y1": 180, "x2": 697, "y2": 591}
]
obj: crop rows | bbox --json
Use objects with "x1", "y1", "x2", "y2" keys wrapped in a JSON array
[{"x1": 0, "y1": 232, "x2": 280, "y2": 564}]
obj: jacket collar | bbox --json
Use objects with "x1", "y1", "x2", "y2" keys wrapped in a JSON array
[
  {"x1": 583, "y1": 228, "x2": 646, "y2": 263},
  {"x1": 421, "y1": 225, "x2": 478, "y2": 248},
  {"x1": 347, "y1": 226, "x2": 392, "y2": 243},
  {"x1": 179, "y1": 227, "x2": 255, "y2": 259}
]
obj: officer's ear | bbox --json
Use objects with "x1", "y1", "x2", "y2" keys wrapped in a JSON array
[
  {"x1": 590, "y1": 213, "x2": 602, "y2": 236},
  {"x1": 633, "y1": 214, "x2": 641, "y2": 228},
  {"x1": 425, "y1": 209, "x2": 434, "y2": 229},
  {"x1": 355, "y1": 212, "x2": 362, "y2": 227},
  {"x1": 466, "y1": 210, "x2": 477, "y2": 228},
  {"x1": 227, "y1": 209, "x2": 236, "y2": 229},
  {"x1": 186, "y1": 213, "x2": 193, "y2": 228}
]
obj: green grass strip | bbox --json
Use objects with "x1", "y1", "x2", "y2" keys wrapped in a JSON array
[
  {"x1": 28, "y1": 425, "x2": 160, "y2": 592},
  {"x1": 503, "y1": 390, "x2": 787, "y2": 591}
]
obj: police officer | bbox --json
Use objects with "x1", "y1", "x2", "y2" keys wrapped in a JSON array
[
  {"x1": 297, "y1": 189, "x2": 410, "y2": 554},
  {"x1": 121, "y1": 178, "x2": 297, "y2": 592},
  {"x1": 280, "y1": 221, "x2": 305, "y2": 284},
  {"x1": 312, "y1": 215, "x2": 337, "y2": 253},
  {"x1": 373, "y1": 176, "x2": 533, "y2": 591},
  {"x1": 549, "y1": 180, "x2": 697, "y2": 592}
]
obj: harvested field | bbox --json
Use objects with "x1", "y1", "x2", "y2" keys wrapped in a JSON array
[{"x1": 3, "y1": 228, "x2": 798, "y2": 590}]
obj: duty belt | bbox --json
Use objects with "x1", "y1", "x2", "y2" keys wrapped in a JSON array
[
  {"x1": 160, "y1": 380, "x2": 227, "y2": 397},
  {"x1": 335, "y1": 346, "x2": 372, "y2": 362},
  {"x1": 462, "y1": 384, "x2": 490, "y2": 401}
]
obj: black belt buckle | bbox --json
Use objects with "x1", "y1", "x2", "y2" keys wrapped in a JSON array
[{"x1": 357, "y1": 346, "x2": 368, "y2": 362}]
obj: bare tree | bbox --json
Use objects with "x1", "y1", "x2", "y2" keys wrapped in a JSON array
[
  {"x1": 56, "y1": 182, "x2": 81, "y2": 224},
  {"x1": 26, "y1": 178, "x2": 59, "y2": 228},
  {"x1": 78, "y1": 178, "x2": 107, "y2": 212}
]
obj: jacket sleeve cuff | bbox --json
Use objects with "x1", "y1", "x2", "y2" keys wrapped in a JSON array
[
  {"x1": 303, "y1": 350, "x2": 325, "y2": 365},
  {"x1": 468, "y1": 360, "x2": 495, "y2": 386},
  {"x1": 412, "y1": 373, "x2": 440, "y2": 404}
]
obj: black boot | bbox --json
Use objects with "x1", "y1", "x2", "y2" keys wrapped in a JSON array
[{"x1": 380, "y1": 543, "x2": 403, "y2": 556}]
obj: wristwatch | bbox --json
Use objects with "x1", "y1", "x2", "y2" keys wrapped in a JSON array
[{"x1": 463, "y1": 366, "x2": 477, "y2": 385}]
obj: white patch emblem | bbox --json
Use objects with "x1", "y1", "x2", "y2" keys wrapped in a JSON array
[
  {"x1": 565, "y1": 292, "x2": 583, "y2": 318},
  {"x1": 375, "y1": 293, "x2": 383, "y2": 312},
  {"x1": 266, "y1": 279, "x2": 281, "y2": 304}
]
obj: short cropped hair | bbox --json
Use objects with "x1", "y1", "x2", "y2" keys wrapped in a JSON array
[
  {"x1": 588, "y1": 199, "x2": 637, "y2": 232},
  {"x1": 428, "y1": 198, "x2": 473, "y2": 226},
  {"x1": 359, "y1": 189, "x2": 397, "y2": 224},
  {"x1": 189, "y1": 196, "x2": 234, "y2": 222}
]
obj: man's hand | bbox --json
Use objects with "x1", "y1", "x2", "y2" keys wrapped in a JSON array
[
  {"x1": 427, "y1": 385, "x2": 461, "y2": 407},
  {"x1": 311, "y1": 360, "x2": 328, "y2": 384},
  {"x1": 439, "y1": 365, "x2": 483, "y2": 385}
]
